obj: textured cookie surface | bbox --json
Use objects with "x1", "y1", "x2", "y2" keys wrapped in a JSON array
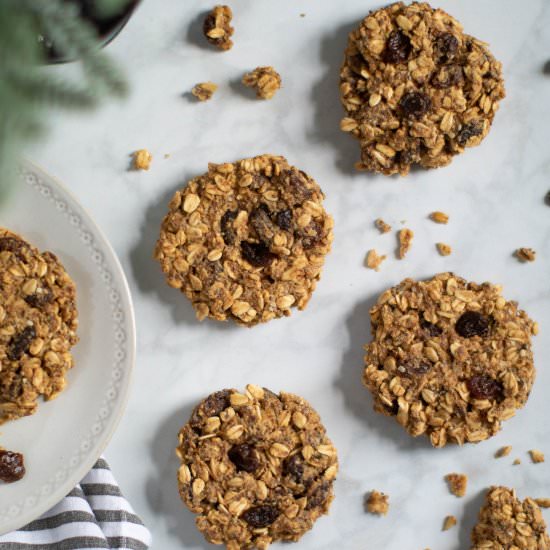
[
  {"x1": 0, "y1": 229, "x2": 78, "y2": 423},
  {"x1": 471, "y1": 486, "x2": 550, "y2": 549},
  {"x1": 363, "y1": 272, "x2": 536, "y2": 447},
  {"x1": 340, "y1": 2, "x2": 505, "y2": 175},
  {"x1": 155, "y1": 155, "x2": 333, "y2": 326},
  {"x1": 176, "y1": 385, "x2": 338, "y2": 549}
]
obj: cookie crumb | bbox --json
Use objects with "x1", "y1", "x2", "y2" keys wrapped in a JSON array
[
  {"x1": 191, "y1": 82, "x2": 218, "y2": 102},
  {"x1": 430, "y1": 211, "x2": 449, "y2": 224},
  {"x1": 442, "y1": 515, "x2": 457, "y2": 531},
  {"x1": 375, "y1": 218, "x2": 392, "y2": 233},
  {"x1": 513, "y1": 458, "x2": 521, "y2": 465},
  {"x1": 365, "y1": 249, "x2": 386, "y2": 271},
  {"x1": 436, "y1": 242, "x2": 452, "y2": 256},
  {"x1": 535, "y1": 498, "x2": 550, "y2": 508},
  {"x1": 365, "y1": 490, "x2": 389, "y2": 515},
  {"x1": 495, "y1": 445, "x2": 512, "y2": 458},
  {"x1": 445, "y1": 473, "x2": 467, "y2": 497},
  {"x1": 132, "y1": 149, "x2": 152, "y2": 171},
  {"x1": 529, "y1": 449, "x2": 545, "y2": 463},
  {"x1": 242, "y1": 67, "x2": 282, "y2": 100},
  {"x1": 515, "y1": 248, "x2": 536, "y2": 262},
  {"x1": 203, "y1": 5, "x2": 234, "y2": 51},
  {"x1": 397, "y1": 228, "x2": 413, "y2": 259},
  {"x1": 164, "y1": 153, "x2": 171, "y2": 159},
  {"x1": 300, "y1": 13, "x2": 305, "y2": 17}
]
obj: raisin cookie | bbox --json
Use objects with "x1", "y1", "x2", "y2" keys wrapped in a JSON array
[
  {"x1": 155, "y1": 155, "x2": 333, "y2": 326},
  {"x1": 0, "y1": 229, "x2": 78, "y2": 423},
  {"x1": 176, "y1": 385, "x2": 338, "y2": 549},
  {"x1": 471, "y1": 486, "x2": 550, "y2": 549},
  {"x1": 363, "y1": 273, "x2": 536, "y2": 447},
  {"x1": 340, "y1": 2, "x2": 505, "y2": 175}
]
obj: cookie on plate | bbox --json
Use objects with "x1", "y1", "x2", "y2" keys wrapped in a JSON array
[
  {"x1": 339, "y1": 2, "x2": 505, "y2": 175},
  {"x1": 0, "y1": 228, "x2": 78, "y2": 423},
  {"x1": 176, "y1": 385, "x2": 338, "y2": 549},
  {"x1": 155, "y1": 155, "x2": 333, "y2": 326},
  {"x1": 471, "y1": 486, "x2": 550, "y2": 549},
  {"x1": 363, "y1": 272, "x2": 536, "y2": 447}
]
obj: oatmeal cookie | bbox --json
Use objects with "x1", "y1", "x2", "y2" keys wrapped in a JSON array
[
  {"x1": 242, "y1": 67, "x2": 282, "y2": 100},
  {"x1": 176, "y1": 385, "x2": 338, "y2": 549},
  {"x1": 0, "y1": 229, "x2": 78, "y2": 423},
  {"x1": 339, "y1": 2, "x2": 505, "y2": 175},
  {"x1": 363, "y1": 272, "x2": 536, "y2": 447},
  {"x1": 155, "y1": 155, "x2": 333, "y2": 326},
  {"x1": 471, "y1": 486, "x2": 550, "y2": 549}
]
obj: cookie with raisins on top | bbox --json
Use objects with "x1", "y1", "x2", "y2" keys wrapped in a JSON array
[{"x1": 363, "y1": 273, "x2": 536, "y2": 447}]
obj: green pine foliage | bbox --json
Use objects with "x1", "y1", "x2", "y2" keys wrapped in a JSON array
[{"x1": 0, "y1": 0, "x2": 130, "y2": 201}]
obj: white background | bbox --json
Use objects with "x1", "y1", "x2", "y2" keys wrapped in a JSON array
[{"x1": 26, "y1": 0, "x2": 550, "y2": 548}]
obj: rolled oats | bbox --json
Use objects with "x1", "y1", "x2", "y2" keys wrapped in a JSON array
[
  {"x1": 375, "y1": 218, "x2": 392, "y2": 233},
  {"x1": 365, "y1": 249, "x2": 387, "y2": 271},
  {"x1": 203, "y1": 5, "x2": 234, "y2": 51},
  {"x1": 535, "y1": 499, "x2": 550, "y2": 509},
  {"x1": 515, "y1": 248, "x2": 536, "y2": 263},
  {"x1": 339, "y1": 2, "x2": 505, "y2": 175},
  {"x1": 436, "y1": 242, "x2": 452, "y2": 256},
  {"x1": 192, "y1": 82, "x2": 218, "y2": 102},
  {"x1": 398, "y1": 228, "x2": 414, "y2": 258},
  {"x1": 495, "y1": 445, "x2": 512, "y2": 458},
  {"x1": 443, "y1": 515, "x2": 457, "y2": 531},
  {"x1": 365, "y1": 490, "x2": 389, "y2": 515},
  {"x1": 362, "y1": 273, "x2": 537, "y2": 447},
  {"x1": 176, "y1": 387, "x2": 338, "y2": 548},
  {"x1": 529, "y1": 449, "x2": 545, "y2": 464},
  {"x1": 471, "y1": 486, "x2": 550, "y2": 549},
  {"x1": 154, "y1": 155, "x2": 333, "y2": 326},
  {"x1": 430, "y1": 211, "x2": 449, "y2": 224},
  {"x1": 242, "y1": 67, "x2": 282, "y2": 100},
  {"x1": 0, "y1": 229, "x2": 78, "y2": 423}
]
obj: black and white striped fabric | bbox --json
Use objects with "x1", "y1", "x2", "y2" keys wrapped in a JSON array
[{"x1": 0, "y1": 458, "x2": 151, "y2": 550}]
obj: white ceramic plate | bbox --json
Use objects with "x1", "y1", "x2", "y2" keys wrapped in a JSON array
[{"x1": 0, "y1": 162, "x2": 135, "y2": 534}]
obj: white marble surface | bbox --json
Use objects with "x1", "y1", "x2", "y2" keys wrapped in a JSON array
[{"x1": 21, "y1": 0, "x2": 550, "y2": 547}]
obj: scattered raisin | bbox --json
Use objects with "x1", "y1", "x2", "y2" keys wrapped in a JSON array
[
  {"x1": 25, "y1": 288, "x2": 54, "y2": 308},
  {"x1": 275, "y1": 209, "x2": 293, "y2": 231},
  {"x1": 399, "y1": 92, "x2": 431, "y2": 118},
  {"x1": 250, "y1": 205, "x2": 277, "y2": 244},
  {"x1": 0, "y1": 450, "x2": 25, "y2": 483},
  {"x1": 467, "y1": 375, "x2": 503, "y2": 400},
  {"x1": 383, "y1": 30, "x2": 411, "y2": 63},
  {"x1": 457, "y1": 122, "x2": 482, "y2": 146},
  {"x1": 455, "y1": 311, "x2": 489, "y2": 338},
  {"x1": 419, "y1": 317, "x2": 443, "y2": 337},
  {"x1": 241, "y1": 241, "x2": 274, "y2": 267},
  {"x1": 228, "y1": 444, "x2": 259, "y2": 473},
  {"x1": 284, "y1": 170, "x2": 312, "y2": 203},
  {"x1": 7, "y1": 326, "x2": 36, "y2": 361},
  {"x1": 434, "y1": 32, "x2": 459, "y2": 63},
  {"x1": 242, "y1": 505, "x2": 279, "y2": 527},
  {"x1": 202, "y1": 390, "x2": 230, "y2": 418},
  {"x1": 283, "y1": 454, "x2": 304, "y2": 482},
  {"x1": 431, "y1": 64, "x2": 463, "y2": 89},
  {"x1": 306, "y1": 481, "x2": 330, "y2": 510},
  {"x1": 220, "y1": 210, "x2": 238, "y2": 245}
]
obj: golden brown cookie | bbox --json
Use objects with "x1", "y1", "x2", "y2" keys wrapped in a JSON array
[
  {"x1": 154, "y1": 155, "x2": 333, "y2": 326},
  {"x1": 0, "y1": 228, "x2": 78, "y2": 423},
  {"x1": 363, "y1": 273, "x2": 536, "y2": 447},
  {"x1": 176, "y1": 385, "x2": 338, "y2": 549},
  {"x1": 340, "y1": 2, "x2": 505, "y2": 175},
  {"x1": 471, "y1": 486, "x2": 550, "y2": 549}
]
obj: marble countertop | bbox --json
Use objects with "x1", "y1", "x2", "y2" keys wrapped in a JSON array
[{"x1": 26, "y1": 0, "x2": 550, "y2": 548}]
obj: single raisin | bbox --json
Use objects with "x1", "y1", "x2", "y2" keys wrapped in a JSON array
[
  {"x1": 275, "y1": 209, "x2": 293, "y2": 231},
  {"x1": 457, "y1": 122, "x2": 482, "y2": 146},
  {"x1": 7, "y1": 326, "x2": 36, "y2": 361},
  {"x1": 401, "y1": 360, "x2": 431, "y2": 377},
  {"x1": 284, "y1": 170, "x2": 312, "y2": 203},
  {"x1": 250, "y1": 205, "x2": 277, "y2": 244},
  {"x1": 383, "y1": 30, "x2": 411, "y2": 63},
  {"x1": 283, "y1": 454, "x2": 304, "y2": 482},
  {"x1": 202, "y1": 390, "x2": 230, "y2": 417},
  {"x1": 306, "y1": 481, "x2": 330, "y2": 510},
  {"x1": 434, "y1": 32, "x2": 459, "y2": 63},
  {"x1": 228, "y1": 444, "x2": 259, "y2": 473},
  {"x1": 242, "y1": 505, "x2": 279, "y2": 527},
  {"x1": 0, "y1": 450, "x2": 25, "y2": 483},
  {"x1": 399, "y1": 92, "x2": 432, "y2": 118},
  {"x1": 431, "y1": 64, "x2": 463, "y2": 89},
  {"x1": 419, "y1": 317, "x2": 443, "y2": 337},
  {"x1": 455, "y1": 311, "x2": 489, "y2": 338},
  {"x1": 220, "y1": 210, "x2": 238, "y2": 245},
  {"x1": 241, "y1": 241, "x2": 274, "y2": 267},
  {"x1": 467, "y1": 375, "x2": 503, "y2": 400},
  {"x1": 25, "y1": 288, "x2": 54, "y2": 308}
]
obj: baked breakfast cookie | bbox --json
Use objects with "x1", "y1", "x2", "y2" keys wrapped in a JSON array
[
  {"x1": 340, "y1": 2, "x2": 505, "y2": 175},
  {"x1": 0, "y1": 229, "x2": 78, "y2": 423},
  {"x1": 176, "y1": 385, "x2": 338, "y2": 549},
  {"x1": 155, "y1": 155, "x2": 333, "y2": 326},
  {"x1": 363, "y1": 273, "x2": 536, "y2": 447},
  {"x1": 471, "y1": 486, "x2": 550, "y2": 549}
]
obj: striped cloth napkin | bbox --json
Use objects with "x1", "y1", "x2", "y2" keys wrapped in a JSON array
[{"x1": 0, "y1": 458, "x2": 151, "y2": 550}]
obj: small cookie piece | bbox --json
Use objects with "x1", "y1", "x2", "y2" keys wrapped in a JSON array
[
  {"x1": 242, "y1": 67, "x2": 282, "y2": 99},
  {"x1": 529, "y1": 449, "x2": 545, "y2": 464},
  {"x1": 363, "y1": 272, "x2": 537, "y2": 447},
  {"x1": 436, "y1": 242, "x2": 452, "y2": 256},
  {"x1": 365, "y1": 490, "x2": 389, "y2": 515},
  {"x1": 0, "y1": 229, "x2": 79, "y2": 423},
  {"x1": 513, "y1": 458, "x2": 521, "y2": 466},
  {"x1": 339, "y1": 2, "x2": 505, "y2": 175},
  {"x1": 375, "y1": 218, "x2": 392, "y2": 233},
  {"x1": 191, "y1": 82, "x2": 218, "y2": 102},
  {"x1": 397, "y1": 228, "x2": 413, "y2": 258},
  {"x1": 430, "y1": 211, "x2": 449, "y2": 224},
  {"x1": 495, "y1": 445, "x2": 512, "y2": 458},
  {"x1": 132, "y1": 149, "x2": 152, "y2": 171},
  {"x1": 442, "y1": 515, "x2": 457, "y2": 531},
  {"x1": 365, "y1": 249, "x2": 386, "y2": 271},
  {"x1": 155, "y1": 155, "x2": 333, "y2": 326},
  {"x1": 445, "y1": 473, "x2": 467, "y2": 497},
  {"x1": 515, "y1": 248, "x2": 536, "y2": 263},
  {"x1": 203, "y1": 5, "x2": 234, "y2": 51},
  {"x1": 176, "y1": 386, "x2": 338, "y2": 549},
  {"x1": 471, "y1": 486, "x2": 550, "y2": 549}
]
